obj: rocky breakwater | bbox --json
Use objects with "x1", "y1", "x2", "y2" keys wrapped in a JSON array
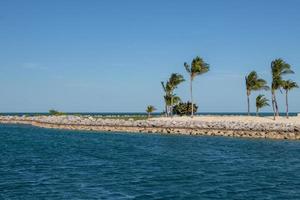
[{"x1": 0, "y1": 115, "x2": 300, "y2": 140}]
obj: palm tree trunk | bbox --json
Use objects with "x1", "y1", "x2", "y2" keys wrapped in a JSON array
[
  {"x1": 148, "y1": 113, "x2": 150, "y2": 118},
  {"x1": 247, "y1": 93, "x2": 250, "y2": 116},
  {"x1": 190, "y1": 77, "x2": 194, "y2": 118},
  {"x1": 271, "y1": 91, "x2": 276, "y2": 120},
  {"x1": 256, "y1": 108, "x2": 258, "y2": 117},
  {"x1": 286, "y1": 90, "x2": 289, "y2": 119},
  {"x1": 274, "y1": 93, "x2": 279, "y2": 117},
  {"x1": 165, "y1": 104, "x2": 167, "y2": 117},
  {"x1": 166, "y1": 106, "x2": 169, "y2": 117},
  {"x1": 166, "y1": 106, "x2": 168, "y2": 116},
  {"x1": 171, "y1": 96, "x2": 173, "y2": 117}
]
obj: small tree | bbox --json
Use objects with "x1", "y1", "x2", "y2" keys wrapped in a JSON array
[
  {"x1": 282, "y1": 80, "x2": 298, "y2": 118},
  {"x1": 255, "y1": 95, "x2": 269, "y2": 116},
  {"x1": 146, "y1": 105, "x2": 156, "y2": 118}
]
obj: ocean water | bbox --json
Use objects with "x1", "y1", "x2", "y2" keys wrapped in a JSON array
[{"x1": 1, "y1": 124, "x2": 300, "y2": 199}]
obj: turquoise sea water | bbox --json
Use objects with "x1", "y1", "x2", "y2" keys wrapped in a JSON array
[{"x1": 1, "y1": 124, "x2": 300, "y2": 199}]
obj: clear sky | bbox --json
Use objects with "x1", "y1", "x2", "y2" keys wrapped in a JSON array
[{"x1": 0, "y1": 0, "x2": 299, "y2": 113}]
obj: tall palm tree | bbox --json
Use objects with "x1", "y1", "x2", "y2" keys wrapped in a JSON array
[
  {"x1": 146, "y1": 105, "x2": 156, "y2": 118},
  {"x1": 271, "y1": 59, "x2": 294, "y2": 119},
  {"x1": 245, "y1": 71, "x2": 269, "y2": 116},
  {"x1": 256, "y1": 94, "x2": 269, "y2": 116},
  {"x1": 184, "y1": 56, "x2": 209, "y2": 117},
  {"x1": 282, "y1": 80, "x2": 298, "y2": 118},
  {"x1": 168, "y1": 73, "x2": 185, "y2": 116}
]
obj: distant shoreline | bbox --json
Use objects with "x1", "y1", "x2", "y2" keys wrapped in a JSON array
[
  {"x1": 0, "y1": 112, "x2": 299, "y2": 118},
  {"x1": 1, "y1": 115, "x2": 300, "y2": 140}
]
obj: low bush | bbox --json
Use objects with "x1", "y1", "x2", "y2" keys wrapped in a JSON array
[
  {"x1": 173, "y1": 101, "x2": 198, "y2": 116},
  {"x1": 49, "y1": 109, "x2": 65, "y2": 116}
]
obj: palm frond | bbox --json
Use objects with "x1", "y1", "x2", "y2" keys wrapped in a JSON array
[
  {"x1": 282, "y1": 80, "x2": 299, "y2": 91},
  {"x1": 168, "y1": 73, "x2": 185, "y2": 90},
  {"x1": 245, "y1": 71, "x2": 269, "y2": 92},
  {"x1": 146, "y1": 105, "x2": 156, "y2": 113},
  {"x1": 191, "y1": 56, "x2": 210, "y2": 78},
  {"x1": 161, "y1": 81, "x2": 166, "y2": 92},
  {"x1": 256, "y1": 94, "x2": 270, "y2": 109},
  {"x1": 185, "y1": 56, "x2": 210, "y2": 80},
  {"x1": 184, "y1": 63, "x2": 191, "y2": 74},
  {"x1": 271, "y1": 58, "x2": 294, "y2": 90}
]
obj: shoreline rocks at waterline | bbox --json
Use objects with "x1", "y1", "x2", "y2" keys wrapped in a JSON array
[{"x1": 0, "y1": 115, "x2": 300, "y2": 140}]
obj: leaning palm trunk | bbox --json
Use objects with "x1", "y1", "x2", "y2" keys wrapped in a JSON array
[
  {"x1": 190, "y1": 77, "x2": 194, "y2": 117},
  {"x1": 171, "y1": 96, "x2": 174, "y2": 117},
  {"x1": 256, "y1": 108, "x2": 259, "y2": 117},
  {"x1": 271, "y1": 91, "x2": 276, "y2": 120},
  {"x1": 286, "y1": 90, "x2": 289, "y2": 119},
  {"x1": 166, "y1": 106, "x2": 169, "y2": 116},
  {"x1": 165, "y1": 104, "x2": 168, "y2": 117},
  {"x1": 272, "y1": 91, "x2": 280, "y2": 119},
  {"x1": 274, "y1": 94, "x2": 279, "y2": 117},
  {"x1": 247, "y1": 90, "x2": 250, "y2": 116},
  {"x1": 247, "y1": 95, "x2": 250, "y2": 116}
]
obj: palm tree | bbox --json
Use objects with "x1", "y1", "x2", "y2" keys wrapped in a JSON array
[
  {"x1": 161, "y1": 81, "x2": 172, "y2": 116},
  {"x1": 146, "y1": 105, "x2": 156, "y2": 118},
  {"x1": 245, "y1": 71, "x2": 269, "y2": 116},
  {"x1": 271, "y1": 59, "x2": 294, "y2": 119},
  {"x1": 282, "y1": 80, "x2": 298, "y2": 118},
  {"x1": 167, "y1": 73, "x2": 185, "y2": 116},
  {"x1": 163, "y1": 93, "x2": 181, "y2": 116},
  {"x1": 184, "y1": 56, "x2": 209, "y2": 117},
  {"x1": 256, "y1": 95, "x2": 269, "y2": 116}
]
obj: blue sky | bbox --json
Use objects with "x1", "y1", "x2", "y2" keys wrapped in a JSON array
[{"x1": 0, "y1": 0, "x2": 299, "y2": 113}]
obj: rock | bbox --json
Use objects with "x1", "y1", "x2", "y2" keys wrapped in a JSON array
[
  {"x1": 286, "y1": 132, "x2": 295, "y2": 139},
  {"x1": 295, "y1": 134, "x2": 300, "y2": 140}
]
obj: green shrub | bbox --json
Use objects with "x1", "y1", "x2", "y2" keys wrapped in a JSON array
[{"x1": 173, "y1": 101, "x2": 198, "y2": 116}]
